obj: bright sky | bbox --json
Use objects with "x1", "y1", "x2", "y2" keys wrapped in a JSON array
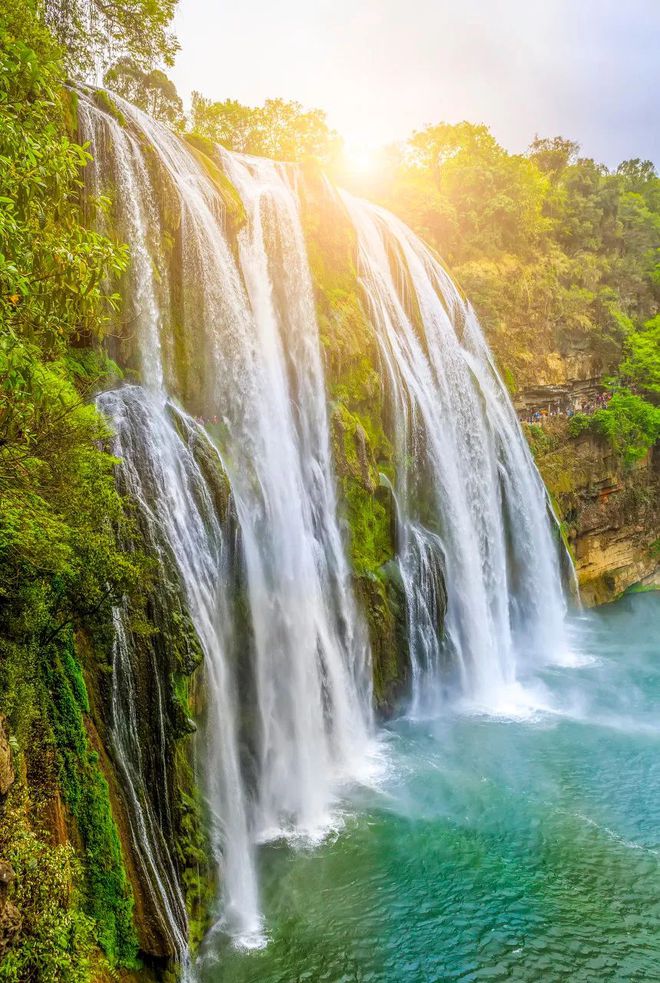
[{"x1": 171, "y1": 0, "x2": 660, "y2": 168}]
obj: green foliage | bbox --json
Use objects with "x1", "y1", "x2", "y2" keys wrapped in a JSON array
[
  {"x1": 569, "y1": 391, "x2": 660, "y2": 466},
  {"x1": 0, "y1": 13, "x2": 127, "y2": 355},
  {"x1": 44, "y1": 0, "x2": 179, "y2": 75},
  {"x1": 0, "y1": 0, "x2": 139, "y2": 628},
  {"x1": 358, "y1": 121, "x2": 659, "y2": 399},
  {"x1": 402, "y1": 121, "x2": 552, "y2": 260},
  {"x1": 0, "y1": 795, "x2": 100, "y2": 983},
  {"x1": 190, "y1": 92, "x2": 342, "y2": 165},
  {"x1": 346, "y1": 118, "x2": 660, "y2": 477},
  {"x1": 0, "y1": 3, "x2": 144, "y2": 974},
  {"x1": 104, "y1": 57, "x2": 184, "y2": 128},
  {"x1": 92, "y1": 87, "x2": 127, "y2": 127},
  {"x1": 619, "y1": 314, "x2": 660, "y2": 395}
]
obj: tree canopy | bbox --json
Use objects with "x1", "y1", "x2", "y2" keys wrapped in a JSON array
[
  {"x1": 44, "y1": 0, "x2": 178, "y2": 75},
  {"x1": 104, "y1": 57, "x2": 184, "y2": 127},
  {"x1": 336, "y1": 120, "x2": 659, "y2": 464},
  {"x1": 190, "y1": 92, "x2": 342, "y2": 165}
]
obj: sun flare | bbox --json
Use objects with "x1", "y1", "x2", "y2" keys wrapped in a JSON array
[{"x1": 343, "y1": 141, "x2": 377, "y2": 175}]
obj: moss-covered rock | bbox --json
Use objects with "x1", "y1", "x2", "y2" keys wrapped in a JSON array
[
  {"x1": 299, "y1": 170, "x2": 409, "y2": 709},
  {"x1": 92, "y1": 89, "x2": 127, "y2": 128},
  {"x1": 183, "y1": 133, "x2": 247, "y2": 233}
]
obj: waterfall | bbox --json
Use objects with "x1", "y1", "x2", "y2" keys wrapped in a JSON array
[
  {"x1": 80, "y1": 90, "x2": 372, "y2": 948},
  {"x1": 215, "y1": 151, "x2": 372, "y2": 840},
  {"x1": 99, "y1": 388, "x2": 261, "y2": 944},
  {"x1": 80, "y1": 85, "x2": 570, "y2": 958},
  {"x1": 340, "y1": 192, "x2": 568, "y2": 712}
]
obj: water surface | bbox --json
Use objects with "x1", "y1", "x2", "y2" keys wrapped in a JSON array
[{"x1": 199, "y1": 593, "x2": 660, "y2": 982}]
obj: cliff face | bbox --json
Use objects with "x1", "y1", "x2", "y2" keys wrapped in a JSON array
[
  {"x1": 503, "y1": 388, "x2": 657, "y2": 612},
  {"x1": 568, "y1": 449, "x2": 658, "y2": 605},
  {"x1": 480, "y1": 314, "x2": 658, "y2": 606},
  {"x1": 527, "y1": 418, "x2": 658, "y2": 605}
]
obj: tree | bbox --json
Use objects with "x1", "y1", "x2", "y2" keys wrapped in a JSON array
[
  {"x1": 104, "y1": 57, "x2": 184, "y2": 128},
  {"x1": 190, "y1": 92, "x2": 342, "y2": 165},
  {"x1": 529, "y1": 135, "x2": 580, "y2": 175},
  {"x1": 44, "y1": 0, "x2": 179, "y2": 76},
  {"x1": 388, "y1": 121, "x2": 550, "y2": 263},
  {"x1": 616, "y1": 158, "x2": 657, "y2": 191},
  {"x1": 190, "y1": 93, "x2": 260, "y2": 152},
  {"x1": 367, "y1": 111, "x2": 659, "y2": 428}
]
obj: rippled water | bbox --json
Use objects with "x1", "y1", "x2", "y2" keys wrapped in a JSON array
[{"x1": 198, "y1": 593, "x2": 660, "y2": 982}]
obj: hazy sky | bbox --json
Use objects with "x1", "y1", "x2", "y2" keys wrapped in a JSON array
[{"x1": 171, "y1": 0, "x2": 660, "y2": 167}]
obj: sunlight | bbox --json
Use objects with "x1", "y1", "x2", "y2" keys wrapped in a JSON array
[{"x1": 343, "y1": 140, "x2": 377, "y2": 175}]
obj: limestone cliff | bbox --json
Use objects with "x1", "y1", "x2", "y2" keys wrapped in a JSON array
[{"x1": 522, "y1": 416, "x2": 659, "y2": 605}]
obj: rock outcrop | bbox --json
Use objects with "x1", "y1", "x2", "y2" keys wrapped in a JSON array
[{"x1": 521, "y1": 414, "x2": 659, "y2": 605}]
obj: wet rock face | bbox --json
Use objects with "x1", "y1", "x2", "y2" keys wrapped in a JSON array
[
  {"x1": 0, "y1": 717, "x2": 15, "y2": 797},
  {"x1": 524, "y1": 413, "x2": 659, "y2": 605},
  {"x1": 569, "y1": 449, "x2": 660, "y2": 606}
]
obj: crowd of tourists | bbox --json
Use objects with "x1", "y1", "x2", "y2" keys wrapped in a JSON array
[{"x1": 522, "y1": 391, "x2": 611, "y2": 425}]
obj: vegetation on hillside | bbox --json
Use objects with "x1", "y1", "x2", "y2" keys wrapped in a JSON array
[
  {"x1": 367, "y1": 127, "x2": 660, "y2": 465},
  {"x1": 151, "y1": 72, "x2": 660, "y2": 467},
  {"x1": 0, "y1": 0, "x2": 173, "y2": 976}
]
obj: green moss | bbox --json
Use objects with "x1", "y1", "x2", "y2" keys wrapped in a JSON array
[
  {"x1": 43, "y1": 637, "x2": 139, "y2": 968},
  {"x1": 60, "y1": 86, "x2": 79, "y2": 139},
  {"x1": 172, "y1": 739, "x2": 215, "y2": 950},
  {"x1": 624, "y1": 582, "x2": 660, "y2": 596},
  {"x1": 92, "y1": 89, "x2": 127, "y2": 128},
  {"x1": 503, "y1": 364, "x2": 518, "y2": 394},
  {"x1": 355, "y1": 566, "x2": 408, "y2": 710},
  {"x1": 183, "y1": 133, "x2": 247, "y2": 231},
  {"x1": 331, "y1": 404, "x2": 393, "y2": 573}
]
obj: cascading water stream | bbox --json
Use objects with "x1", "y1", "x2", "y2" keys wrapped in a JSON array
[
  {"x1": 100, "y1": 389, "x2": 261, "y2": 945},
  {"x1": 217, "y1": 151, "x2": 372, "y2": 840},
  {"x1": 80, "y1": 90, "x2": 373, "y2": 949},
  {"x1": 340, "y1": 192, "x2": 569, "y2": 713}
]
